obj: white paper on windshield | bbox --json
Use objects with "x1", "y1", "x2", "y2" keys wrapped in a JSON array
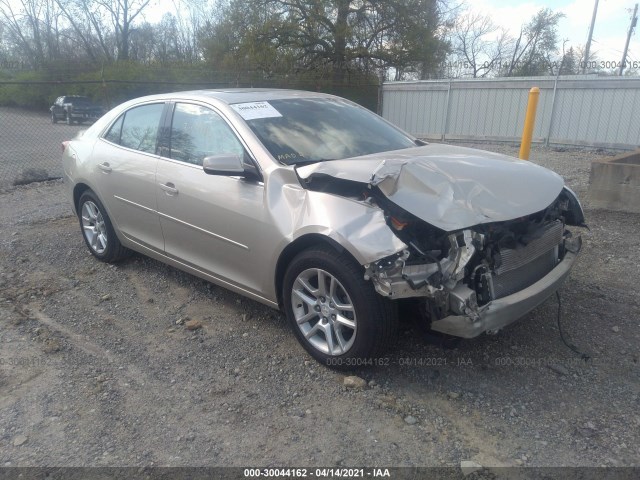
[{"x1": 231, "y1": 101, "x2": 283, "y2": 120}]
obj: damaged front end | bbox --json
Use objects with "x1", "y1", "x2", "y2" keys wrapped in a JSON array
[
  {"x1": 364, "y1": 187, "x2": 584, "y2": 338},
  {"x1": 296, "y1": 146, "x2": 586, "y2": 338}
]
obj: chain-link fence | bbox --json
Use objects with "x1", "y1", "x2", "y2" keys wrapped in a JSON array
[
  {"x1": 0, "y1": 78, "x2": 380, "y2": 189},
  {"x1": 0, "y1": 105, "x2": 82, "y2": 189}
]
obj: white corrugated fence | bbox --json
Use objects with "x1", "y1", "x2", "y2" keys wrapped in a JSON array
[{"x1": 381, "y1": 76, "x2": 640, "y2": 150}]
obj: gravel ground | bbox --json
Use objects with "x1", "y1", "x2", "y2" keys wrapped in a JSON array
[{"x1": 0, "y1": 144, "x2": 639, "y2": 476}]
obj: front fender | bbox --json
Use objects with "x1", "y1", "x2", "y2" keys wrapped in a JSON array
[
  {"x1": 263, "y1": 168, "x2": 408, "y2": 301},
  {"x1": 287, "y1": 197, "x2": 407, "y2": 266},
  {"x1": 265, "y1": 187, "x2": 407, "y2": 301}
]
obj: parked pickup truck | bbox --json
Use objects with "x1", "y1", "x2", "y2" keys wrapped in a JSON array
[{"x1": 50, "y1": 96, "x2": 104, "y2": 125}]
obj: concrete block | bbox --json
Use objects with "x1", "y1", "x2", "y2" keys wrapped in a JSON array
[{"x1": 588, "y1": 149, "x2": 640, "y2": 213}]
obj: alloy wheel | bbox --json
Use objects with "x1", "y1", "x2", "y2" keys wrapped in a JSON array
[
  {"x1": 81, "y1": 201, "x2": 108, "y2": 254},
  {"x1": 291, "y1": 268, "x2": 357, "y2": 355}
]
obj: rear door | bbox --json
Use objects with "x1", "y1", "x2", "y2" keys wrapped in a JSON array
[{"x1": 90, "y1": 102, "x2": 166, "y2": 252}]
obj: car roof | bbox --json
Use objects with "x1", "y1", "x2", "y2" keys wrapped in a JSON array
[{"x1": 135, "y1": 88, "x2": 339, "y2": 105}]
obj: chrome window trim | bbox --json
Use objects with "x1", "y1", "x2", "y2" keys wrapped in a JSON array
[
  {"x1": 159, "y1": 100, "x2": 263, "y2": 175},
  {"x1": 98, "y1": 100, "x2": 167, "y2": 149}
]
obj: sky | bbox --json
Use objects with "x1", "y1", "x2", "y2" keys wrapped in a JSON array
[{"x1": 469, "y1": 0, "x2": 640, "y2": 67}]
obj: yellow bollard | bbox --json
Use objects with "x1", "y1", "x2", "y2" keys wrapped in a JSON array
[{"x1": 519, "y1": 87, "x2": 540, "y2": 160}]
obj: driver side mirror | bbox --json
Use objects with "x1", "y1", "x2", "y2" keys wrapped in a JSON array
[
  {"x1": 202, "y1": 154, "x2": 245, "y2": 176},
  {"x1": 202, "y1": 153, "x2": 262, "y2": 181}
]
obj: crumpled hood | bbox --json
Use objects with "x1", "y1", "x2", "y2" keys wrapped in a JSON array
[{"x1": 296, "y1": 143, "x2": 565, "y2": 232}]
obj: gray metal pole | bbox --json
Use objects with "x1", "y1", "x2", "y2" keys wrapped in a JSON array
[
  {"x1": 442, "y1": 79, "x2": 452, "y2": 141},
  {"x1": 619, "y1": 3, "x2": 638, "y2": 76},
  {"x1": 546, "y1": 78, "x2": 560, "y2": 147},
  {"x1": 583, "y1": 0, "x2": 600, "y2": 74}
]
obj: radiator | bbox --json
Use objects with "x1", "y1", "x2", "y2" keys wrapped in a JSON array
[{"x1": 491, "y1": 221, "x2": 563, "y2": 299}]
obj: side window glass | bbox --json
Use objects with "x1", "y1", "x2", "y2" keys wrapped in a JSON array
[
  {"x1": 104, "y1": 115, "x2": 124, "y2": 144},
  {"x1": 120, "y1": 103, "x2": 164, "y2": 154},
  {"x1": 169, "y1": 103, "x2": 244, "y2": 166}
]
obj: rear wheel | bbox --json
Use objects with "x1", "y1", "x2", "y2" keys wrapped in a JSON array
[
  {"x1": 283, "y1": 245, "x2": 398, "y2": 369},
  {"x1": 78, "y1": 190, "x2": 130, "y2": 263}
]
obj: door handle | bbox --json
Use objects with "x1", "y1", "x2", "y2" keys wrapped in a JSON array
[
  {"x1": 159, "y1": 182, "x2": 179, "y2": 195},
  {"x1": 98, "y1": 162, "x2": 112, "y2": 173}
]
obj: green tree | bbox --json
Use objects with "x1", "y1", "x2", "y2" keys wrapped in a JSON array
[
  {"x1": 203, "y1": 0, "x2": 449, "y2": 82},
  {"x1": 555, "y1": 46, "x2": 582, "y2": 75},
  {"x1": 202, "y1": 0, "x2": 290, "y2": 76}
]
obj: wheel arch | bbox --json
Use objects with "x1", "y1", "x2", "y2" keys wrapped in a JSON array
[
  {"x1": 73, "y1": 182, "x2": 113, "y2": 222},
  {"x1": 73, "y1": 182, "x2": 92, "y2": 212},
  {"x1": 274, "y1": 234, "x2": 362, "y2": 309}
]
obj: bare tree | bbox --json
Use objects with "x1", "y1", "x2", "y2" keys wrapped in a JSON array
[
  {"x1": 451, "y1": 12, "x2": 508, "y2": 77},
  {"x1": 56, "y1": 0, "x2": 151, "y2": 61},
  {"x1": 0, "y1": 0, "x2": 63, "y2": 66},
  {"x1": 54, "y1": 0, "x2": 114, "y2": 62},
  {"x1": 128, "y1": 21, "x2": 156, "y2": 63},
  {"x1": 503, "y1": 8, "x2": 565, "y2": 77},
  {"x1": 94, "y1": 0, "x2": 151, "y2": 61},
  {"x1": 171, "y1": 0, "x2": 211, "y2": 63}
]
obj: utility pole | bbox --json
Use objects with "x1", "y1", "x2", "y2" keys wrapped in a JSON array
[
  {"x1": 582, "y1": 0, "x2": 600, "y2": 74},
  {"x1": 619, "y1": 3, "x2": 639, "y2": 76}
]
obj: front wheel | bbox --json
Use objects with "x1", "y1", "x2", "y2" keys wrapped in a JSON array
[
  {"x1": 51, "y1": 112, "x2": 57, "y2": 124},
  {"x1": 78, "y1": 190, "x2": 130, "y2": 263},
  {"x1": 283, "y1": 245, "x2": 398, "y2": 369}
]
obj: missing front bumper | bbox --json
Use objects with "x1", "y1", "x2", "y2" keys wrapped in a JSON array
[{"x1": 429, "y1": 242, "x2": 581, "y2": 338}]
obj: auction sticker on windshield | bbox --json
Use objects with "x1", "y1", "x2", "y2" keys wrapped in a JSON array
[{"x1": 231, "y1": 101, "x2": 283, "y2": 120}]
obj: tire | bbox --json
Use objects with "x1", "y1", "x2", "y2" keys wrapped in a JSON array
[
  {"x1": 78, "y1": 190, "x2": 130, "y2": 263},
  {"x1": 51, "y1": 112, "x2": 57, "y2": 124},
  {"x1": 283, "y1": 245, "x2": 398, "y2": 369}
]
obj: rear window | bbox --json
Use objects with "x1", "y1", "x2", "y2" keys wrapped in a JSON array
[{"x1": 103, "y1": 103, "x2": 164, "y2": 154}]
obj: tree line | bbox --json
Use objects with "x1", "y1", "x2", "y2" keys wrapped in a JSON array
[{"x1": 0, "y1": 0, "x2": 624, "y2": 108}]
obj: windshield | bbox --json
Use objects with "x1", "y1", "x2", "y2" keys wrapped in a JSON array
[{"x1": 232, "y1": 98, "x2": 416, "y2": 165}]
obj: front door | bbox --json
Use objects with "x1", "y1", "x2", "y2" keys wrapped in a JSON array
[{"x1": 156, "y1": 102, "x2": 269, "y2": 295}]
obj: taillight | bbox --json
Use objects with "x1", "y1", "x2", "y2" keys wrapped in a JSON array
[{"x1": 61, "y1": 141, "x2": 69, "y2": 153}]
